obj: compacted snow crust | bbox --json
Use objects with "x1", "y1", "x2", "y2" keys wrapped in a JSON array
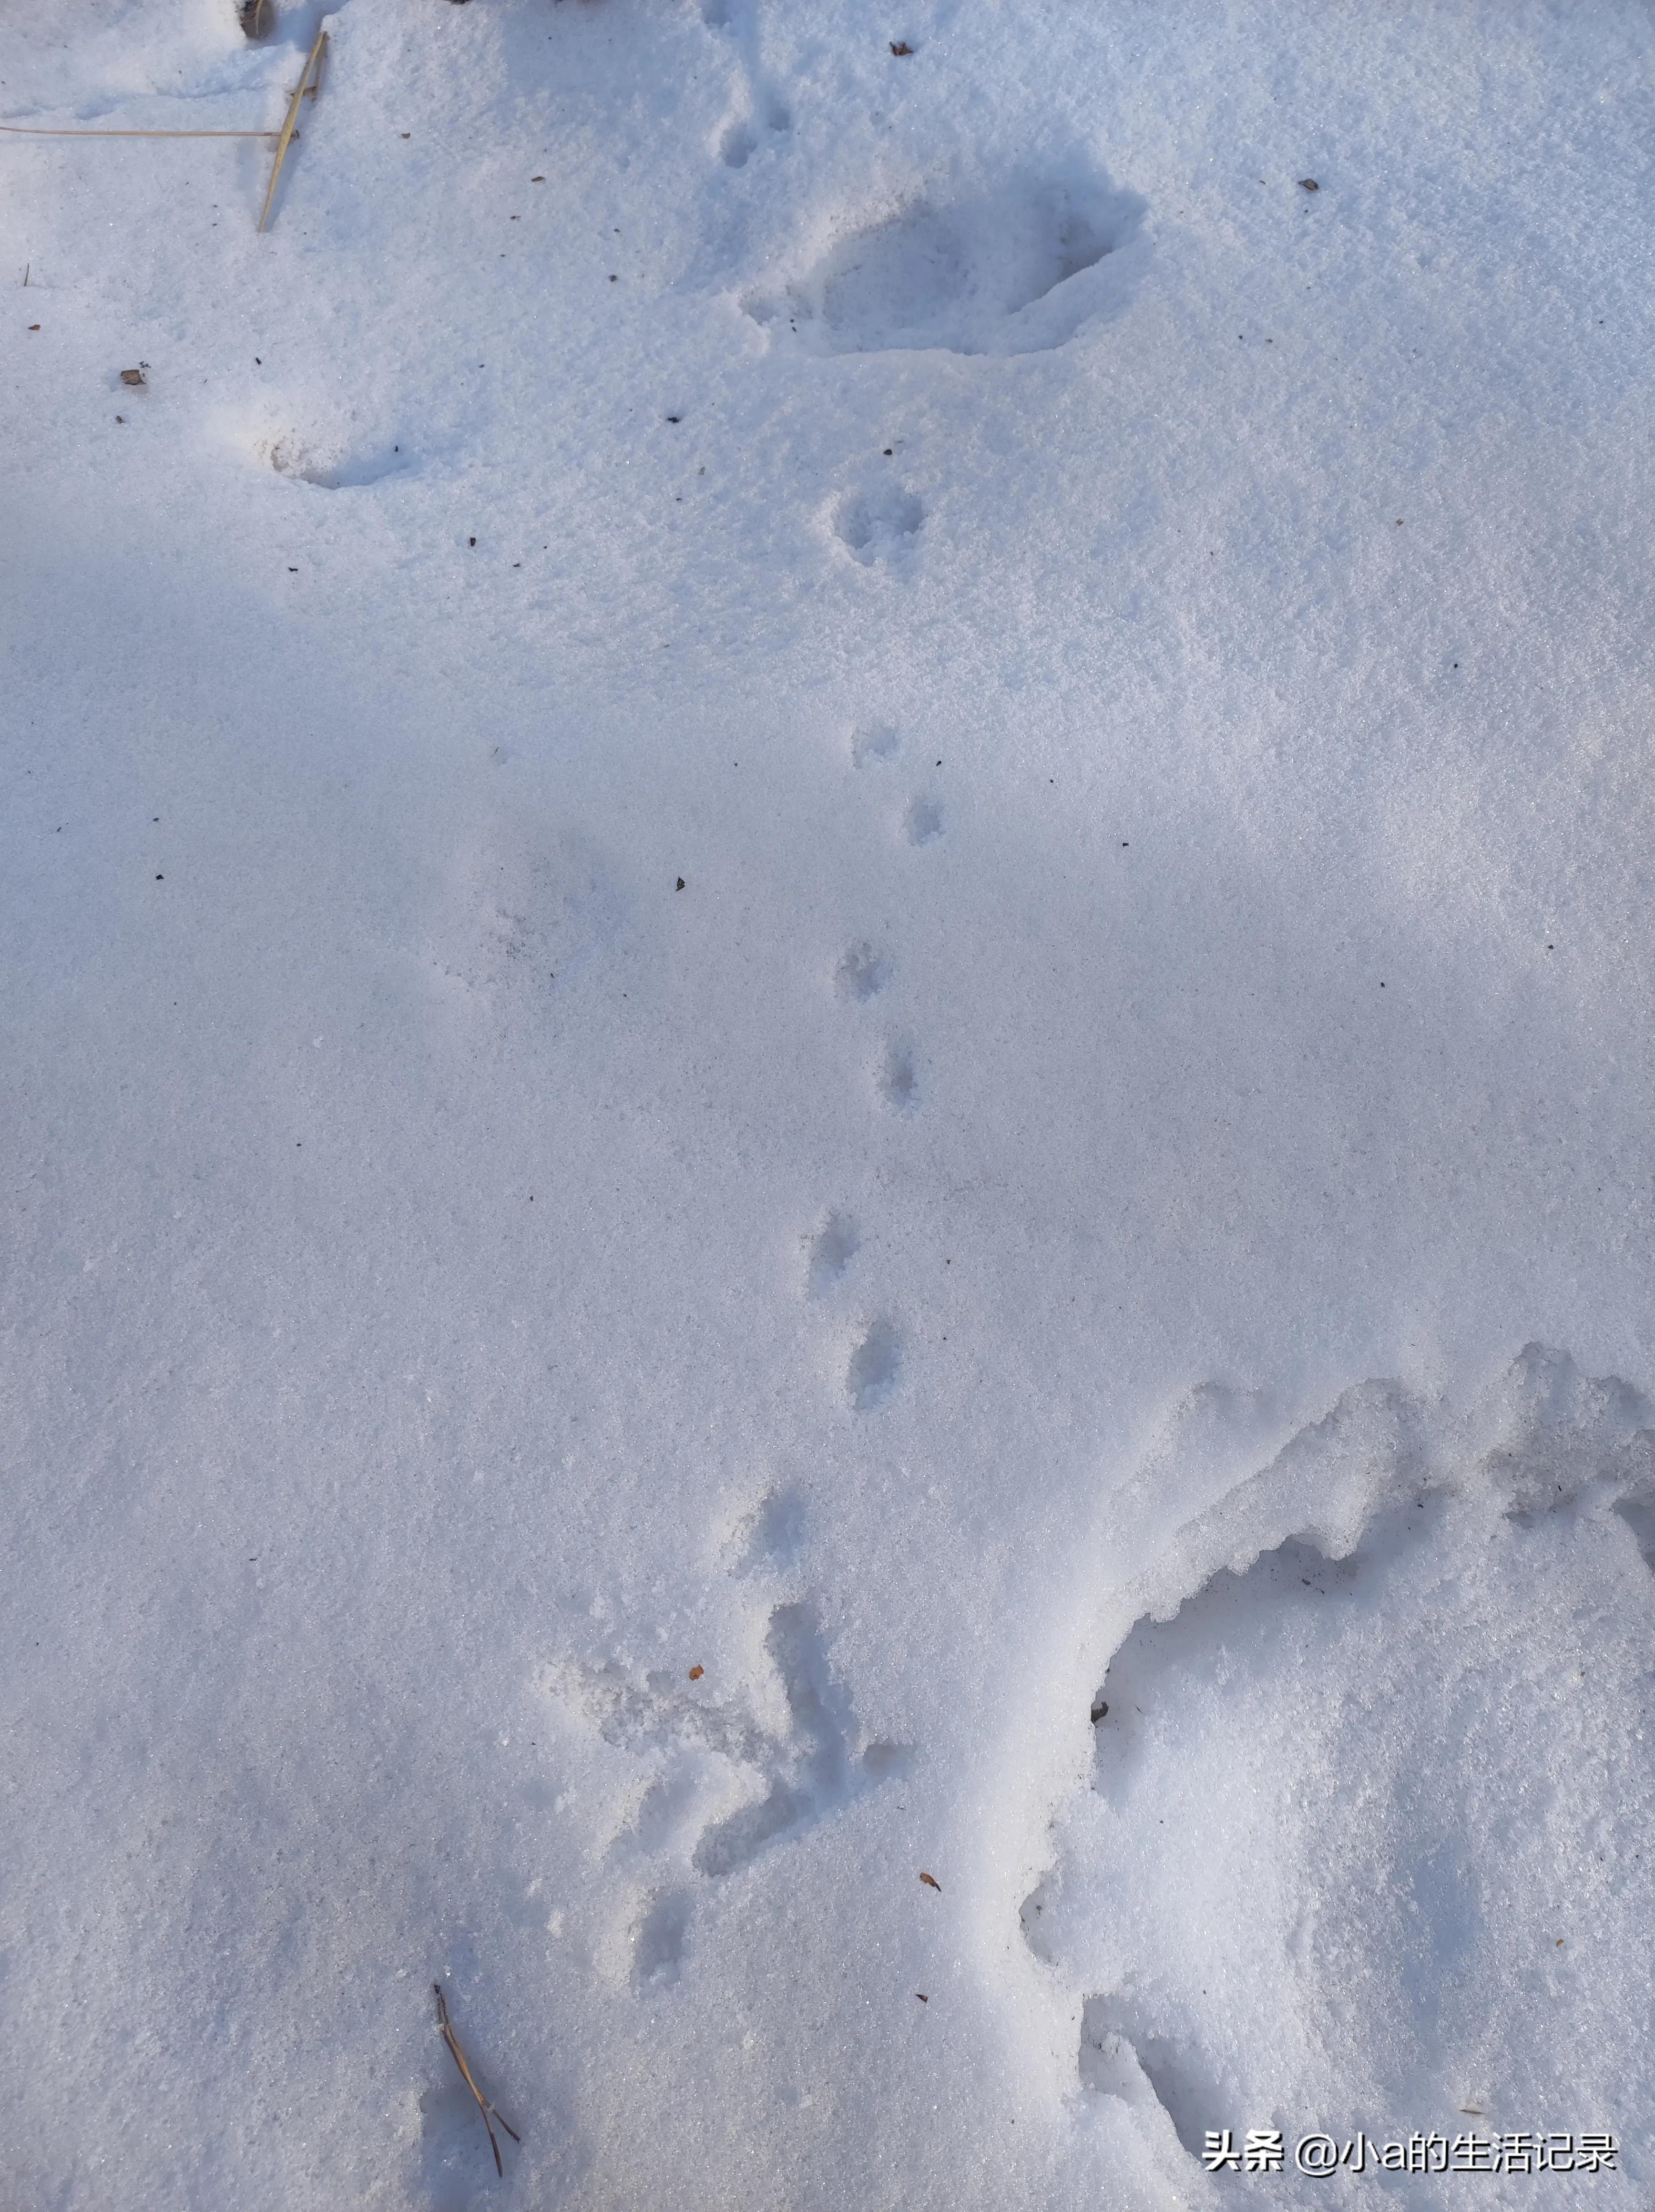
[{"x1": 5, "y1": 2, "x2": 1655, "y2": 2206}]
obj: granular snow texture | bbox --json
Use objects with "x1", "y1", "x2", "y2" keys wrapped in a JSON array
[{"x1": 5, "y1": 2, "x2": 1655, "y2": 2207}]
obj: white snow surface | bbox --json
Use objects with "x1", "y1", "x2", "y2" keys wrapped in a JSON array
[{"x1": 5, "y1": 2, "x2": 1655, "y2": 2205}]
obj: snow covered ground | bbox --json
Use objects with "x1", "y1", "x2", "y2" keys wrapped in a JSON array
[{"x1": 5, "y1": 2, "x2": 1655, "y2": 2204}]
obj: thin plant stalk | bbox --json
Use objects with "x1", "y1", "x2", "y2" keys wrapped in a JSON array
[
  {"x1": 258, "y1": 24, "x2": 327, "y2": 233},
  {"x1": 434, "y1": 1985, "x2": 521, "y2": 2177}
]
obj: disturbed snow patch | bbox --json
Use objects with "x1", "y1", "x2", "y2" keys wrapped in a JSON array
[
  {"x1": 542, "y1": 1596, "x2": 906, "y2": 1990},
  {"x1": 263, "y1": 433, "x2": 409, "y2": 490},
  {"x1": 427, "y1": 817, "x2": 632, "y2": 1011},
  {"x1": 216, "y1": 397, "x2": 409, "y2": 489},
  {"x1": 1019, "y1": 1350, "x2": 1655, "y2": 2195},
  {"x1": 742, "y1": 164, "x2": 1145, "y2": 357}
]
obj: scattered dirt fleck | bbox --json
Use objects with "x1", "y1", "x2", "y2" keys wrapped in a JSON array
[{"x1": 688, "y1": 1664, "x2": 704, "y2": 1681}]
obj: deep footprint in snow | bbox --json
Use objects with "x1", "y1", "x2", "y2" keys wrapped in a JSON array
[
  {"x1": 743, "y1": 164, "x2": 1146, "y2": 356},
  {"x1": 832, "y1": 484, "x2": 924, "y2": 565},
  {"x1": 1022, "y1": 1349, "x2": 1655, "y2": 2179},
  {"x1": 700, "y1": 0, "x2": 791, "y2": 169},
  {"x1": 718, "y1": 95, "x2": 790, "y2": 169}
]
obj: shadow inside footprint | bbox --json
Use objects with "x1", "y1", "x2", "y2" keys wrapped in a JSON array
[
  {"x1": 632, "y1": 1888, "x2": 692, "y2": 1987},
  {"x1": 878, "y1": 1046, "x2": 920, "y2": 1114},
  {"x1": 720, "y1": 118, "x2": 758, "y2": 168},
  {"x1": 833, "y1": 487, "x2": 924, "y2": 565},
  {"x1": 836, "y1": 942, "x2": 891, "y2": 1002},
  {"x1": 851, "y1": 723, "x2": 900, "y2": 768},
  {"x1": 729, "y1": 1486, "x2": 809, "y2": 1570},
  {"x1": 807, "y1": 1212, "x2": 859, "y2": 1296},
  {"x1": 848, "y1": 1319, "x2": 902, "y2": 1411},
  {"x1": 691, "y1": 1603, "x2": 881, "y2": 1871}
]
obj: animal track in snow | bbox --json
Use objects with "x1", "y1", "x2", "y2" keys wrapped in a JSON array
[
  {"x1": 742, "y1": 164, "x2": 1146, "y2": 356},
  {"x1": 904, "y1": 795, "x2": 944, "y2": 846},
  {"x1": 805, "y1": 1210, "x2": 859, "y2": 1297},
  {"x1": 847, "y1": 1318, "x2": 902, "y2": 1412},
  {"x1": 851, "y1": 723, "x2": 900, "y2": 768},
  {"x1": 547, "y1": 1600, "x2": 905, "y2": 1987},
  {"x1": 831, "y1": 484, "x2": 924, "y2": 566},
  {"x1": 220, "y1": 398, "x2": 410, "y2": 490},
  {"x1": 876, "y1": 1042, "x2": 920, "y2": 1114},
  {"x1": 429, "y1": 821, "x2": 627, "y2": 1006},
  {"x1": 723, "y1": 1485, "x2": 808, "y2": 1572},
  {"x1": 1019, "y1": 1349, "x2": 1655, "y2": 2171},
  {"x1": 268, "y1": 436, "x2": 409, "y2": 489},
  {"x1": 719, "y1": 94, "x2": 790, "y2": 169},
  {"x1": 700, "y1": 0, "x2": 792, "y2": 170},
  {"x1": 836, "y1": 941, "x2": 891, "y2": 1003},
  {"x1": 266, "y1": 434, "x2": 409, "y2": 490}
]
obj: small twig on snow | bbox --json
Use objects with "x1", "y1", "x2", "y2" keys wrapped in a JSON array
[
  {"x1": 258, "y1": 23, "x2": 327, "y2": 233},
  {"x1": 434, "y1": 1984, "x2": 521, "y2": 2177}
]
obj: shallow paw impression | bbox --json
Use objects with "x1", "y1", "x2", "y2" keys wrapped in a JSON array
[
  {"x1": 1028, "y1": 1350, "x2": 1655, "y2": 2180},
  {"x1": 264, "y1": 432, "x2": 408, "y2": 489},
  {"x1": 805, "y1": 1209, "x2": 859, "y2": 1297},
  {"x1": 227, "y1": 399, "x2": 409, "y2": 490},
  {"x1": 836, "y1": 942, "x2": 891, "y2": 1003},
  {"x1": 545, "y1": 1601, "x2": 905, "y2": 1989},
  {"x1": 429, "y1": 819, "x2": 630, "y2": 1007},
  {"x1": 742, "y1": 163, "x2": 1145, "y2": 357}
]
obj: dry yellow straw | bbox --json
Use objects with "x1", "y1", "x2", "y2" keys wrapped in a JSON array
[
  {"x1": 0, "y1": 124, "x2": 277, "y2": 138},
  {"x1": 259, "y1": 25, "x2": 327, "y2": 233}
]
